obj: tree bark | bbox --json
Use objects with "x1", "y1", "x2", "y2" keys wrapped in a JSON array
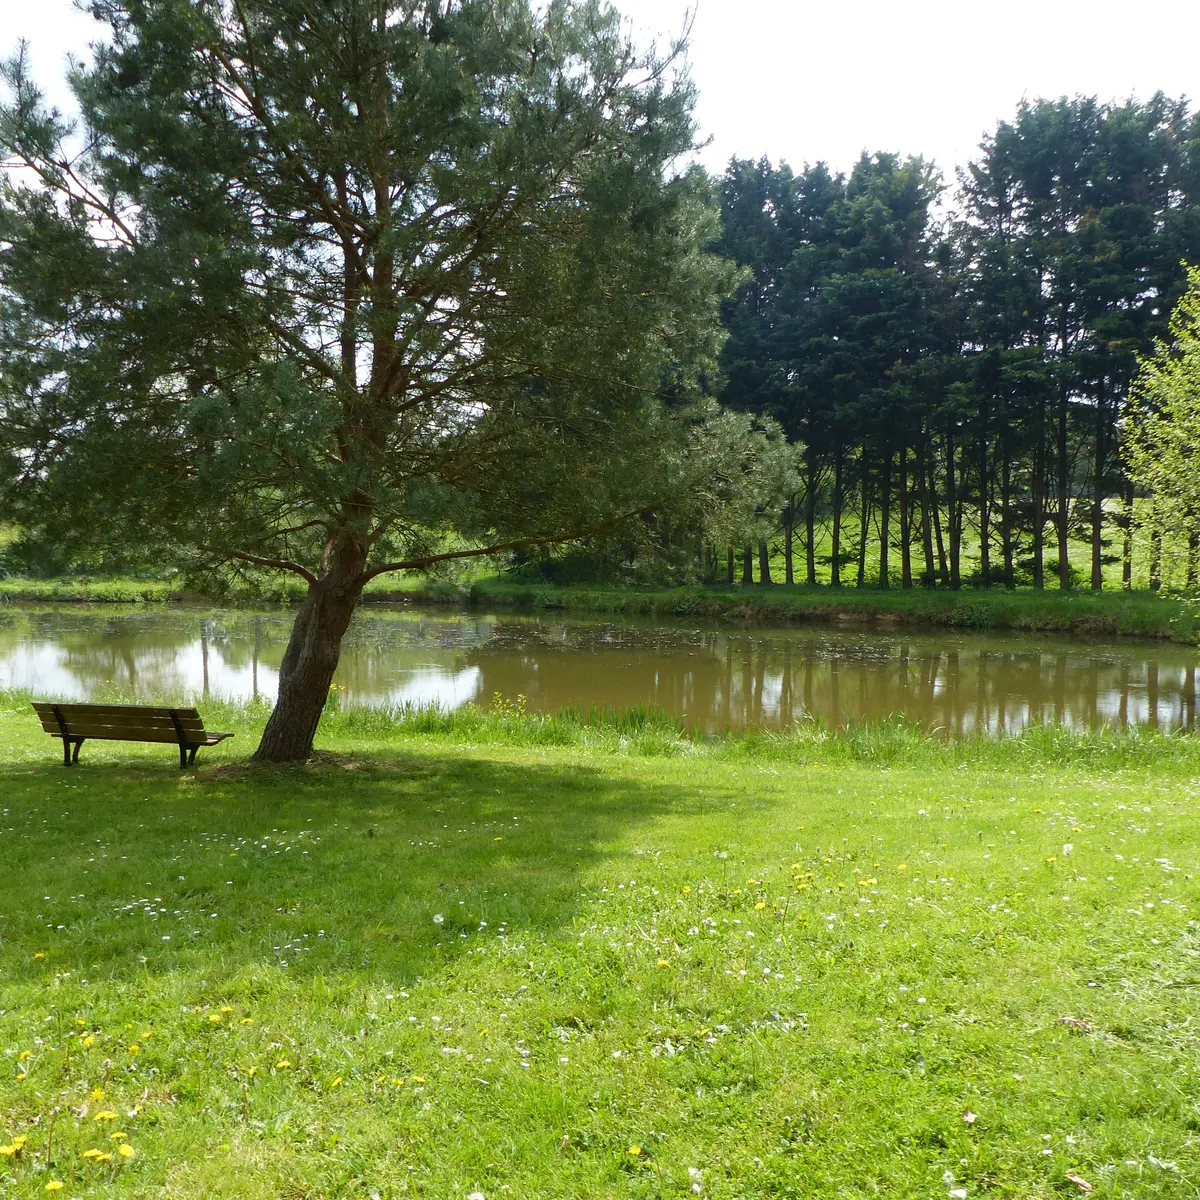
[
  {"x1": 1056, "y1": 383, "x2": 1071, "y2": 589},
  {"x1": 758, "y1": 541, "x2": 772, "y2": 586},
  {"x1": 930, "y1": 447, "x2": 948, "y2": 586},
  {"x1": 918, "y1": 435, "x2": 935, "y2": 586},
  {"x1": 977, "y1": 400, "x2": 990, "y2": 588},
  {"x1": 254, "y1": 537, "x2": 366, "y2": 762},
  {"x1": 805, "y1": 447, "x2": 818, "y2": 586},
  {"x1": 1091, "y1": 391, "x2": 1106, "y2": 591},
  {"x1": 727, "y1": 545, "x2": 735, "y2": 585},
  {"x1": 857, "y1": 449, "x2": 870, "y2": 588},
  {"x1": 742, "y1": 544, "x2": 754, "y2": 586},
  {"x1": 946, "y1": 433, "x2": 961, "y2": 590},
  {"x1": 1149, "y1": 525, "x2": 1162, "y2": 592},
  {"x1": 878, "y1": 448, "x2": 891, "y2": 589},
  {"x1": 1001, "y1": 435, "x2": 1014, "y2": 588},
  {"x1": 831, "y1": 444, "x2": 843, "y2": 588},
  {"x1": 1120, "y1": 478, "x2": 1133, "y2": 592},
  {"x1": 784, "y1": 506, "x2": 795, "y2": 586},
  {"x1": 899, "y1": 443, "x2": 912, "y2": 589}
]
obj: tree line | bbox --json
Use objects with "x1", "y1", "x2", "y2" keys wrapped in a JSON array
[{"x1": 713, "y1": 94, "x2": 1200, "y2": 591}]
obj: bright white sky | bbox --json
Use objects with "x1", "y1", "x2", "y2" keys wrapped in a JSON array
[{"x1": 3, "y1": 0, "x2": 1198, "y2": 187}]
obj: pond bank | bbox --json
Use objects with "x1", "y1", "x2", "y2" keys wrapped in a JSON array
[{"x1": 3, "y1": 574, "x2": 1197, "y2": 642}]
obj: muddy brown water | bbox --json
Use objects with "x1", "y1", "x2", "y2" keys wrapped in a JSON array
[{"x1": 2, "y1": 604, "x2": 1197, "y2": 735}]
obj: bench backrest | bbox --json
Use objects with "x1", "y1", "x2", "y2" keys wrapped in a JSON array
[{"x1": 33, "y1": 702, "x2": 208, "y2": 744}]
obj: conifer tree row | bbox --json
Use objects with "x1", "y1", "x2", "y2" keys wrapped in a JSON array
[{"x1": 716, "y1": 95, "x2": 1200, "y2": 589}]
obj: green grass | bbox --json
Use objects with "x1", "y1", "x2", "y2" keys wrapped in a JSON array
[{"x1": 1, "y1": 694, "x2": 1198, "y2": 1198}]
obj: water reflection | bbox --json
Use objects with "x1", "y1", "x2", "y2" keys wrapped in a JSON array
[{"x1": 1, "y1": 605, "x2": 1197, "y2": 735}]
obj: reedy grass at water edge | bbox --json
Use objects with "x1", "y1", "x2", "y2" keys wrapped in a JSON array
[{"x1": 0, "y1": 694, "x2": 1198, "y2": 1198}]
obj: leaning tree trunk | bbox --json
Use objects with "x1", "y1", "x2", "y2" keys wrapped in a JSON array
[{"x1": 254, "y1": 541, "x2": 366, "y2": 762}]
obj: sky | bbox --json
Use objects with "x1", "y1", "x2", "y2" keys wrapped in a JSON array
[{"x1": 3, "y1": 0, "x2": 1199, "y2": 189}]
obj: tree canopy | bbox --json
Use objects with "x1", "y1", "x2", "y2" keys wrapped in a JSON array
[{"x1": 0, "y1": 0, "x2": 740, "y2": 759}]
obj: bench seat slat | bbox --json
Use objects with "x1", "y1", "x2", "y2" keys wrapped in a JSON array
[
  {"x1": 48, "y1": 730, "x2": 232, "y2": 746},
  {"x1": 35, "y1": 715, "x2": 205, "y2": 734},
  {"x1": 47, "y1": 726, "x2": 205, "y2": 743},
  {"x1": 33, "y1": 703, "x2": 203, "y2": 720}
]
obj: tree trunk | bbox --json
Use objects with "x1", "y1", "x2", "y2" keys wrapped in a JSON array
[
  {"x1": 784, "y1": 509, "x2": 794, "y2": 585},
  {"x1": 727, "y1": 545, "x2": 735, "y2": 585},
  {"x1": 805, "y1": 448, "x2": 818, "y2": 586},
  {"x1": 946, "y1": 433, "x2": 961, "y2": 590},
  {"x1": 878, "y1": 448, "x2": 891, "y2": 589},
  {"x1": 899, "y1": 443, "x2": 912, "y2": 589},
  {"x1": 857, "y1": 450, "x2": 870, "y2": 588},
  {"x1": 831, "y1": 444, "x2": 843, "y2": 587},
  {"x1": 742, "y1": 544, "x2": 754, "y2": 586},
  {"x1": 1091, "y1": 392, "x2": 1106, "y2": 592},
  {"x1": 918, "y1": 436, "x2": 935, "y2": 586},
  {"x1": 254, "y1": 540, "x2": 366, "y2": 762},
  {"x1": 1032, "y1": 395, "x2": 1046, "y2": 590},
  {"x1": 1149, "y1": 525, "x2": 1162, "y2": 592},
  {"x1": 930, "y1": 448, "x2": 948, "y2": 586},
  {"x1": 758, "y1": 541, "x2": 772, "y2": 586},
  {"x1": 1001, "y1": 440, "x2": 1014, "y2": 588},
  {"x1": 1120, "y1": 478, "x2": 1133, "y2": 592},
  {"x1": 977, "y1": 403, "x2": 990, "y2": 588},
  {"x1": 1056, "y1": 384, "x2": 1071, "y2": 589}
]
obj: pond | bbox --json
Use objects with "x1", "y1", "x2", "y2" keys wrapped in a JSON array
[{"x1": 1, "y1": 604, "x2": 1197, "y2": 735}]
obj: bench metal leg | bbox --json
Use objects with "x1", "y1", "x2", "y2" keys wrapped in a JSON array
[
  {"x1": 71, "y1": 738, "x2": 84, "y2": 765},
  {"x1": 178, "y1": 743, "x2": 189, "y2": 770},
  {"x1": 187, "y1": 745, "x2": 199, "y2": 767},
  {"x1": 63, "y1": 737, "x2": 72, "y2": 767}
]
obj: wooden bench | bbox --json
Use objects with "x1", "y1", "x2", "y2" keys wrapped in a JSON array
[{"x1": 32, "y1": 702, "x2": 233, "y2": 768}]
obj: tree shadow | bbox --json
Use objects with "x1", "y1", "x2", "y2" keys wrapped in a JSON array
[{"x1": 1, "y1": 745, "x2": 737, "y2": 992}]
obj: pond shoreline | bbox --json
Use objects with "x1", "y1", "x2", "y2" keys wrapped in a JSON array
[{"x1": 2, "y1": 576, "x2": 1197, "y2": 644}]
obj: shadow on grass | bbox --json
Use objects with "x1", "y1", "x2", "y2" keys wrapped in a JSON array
[{"x1": 0, "y1": 745, "x2": 741, "y2": 995}]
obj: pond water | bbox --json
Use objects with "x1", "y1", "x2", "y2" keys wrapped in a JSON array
[{"x1": 1, "y1": 604, "x2": 1198, "y2": 735}]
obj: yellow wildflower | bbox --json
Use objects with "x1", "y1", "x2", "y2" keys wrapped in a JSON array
[
  {"x1": 45, "y1": 1182, "x2": 65, "y2": 1192},
  {"x1": 89, "y1": 1088, "x2": 106, "y2": 1101},
  {"x1": 117, "y1": 1143, "x2": 135, "y2": 1159},
  {"x1": 412, "y1": 1075, "x2": 425, "y2": 1083},
  {"x1": 628, "y1": 1145, "x2": 642, "y2": 1156},
  {"x1": 656, "y1": 958, "x2": 670, "y2": 967},
  {"x1": 110, "y1": 1132, "x2": 126, "y2": 1142},
  {"x1": 275, "y1": 1060, "x2": 292, "y2": 1070},
  {"x1": 83, "y1": 1148, "x2": 111, "y2": 1161},
  {"x1": 17, "y1": 1051, "x2": 31, "y2": 1061},
  {"x1": 897, "y1": 864, "x2": 907, "y2": 872},
  {"x1": 82, "y1": 1035, "x2": 97, "y2": 1048},
  {"x1": 127, "y1": 1044, "x2": 140, "y2": 1056},
  {"x1": 755, "y1": 901, "x2": 767, "y2": 910},
  {"x1": 93, "y1": 1110, "x2": 117, "y2": 1122},
  {"x1": 330, "y1": 1077, "x2": 342, "y2": 1089},
  {"x1": 33, "y1": 953, "x2": 45, "y2": 960},
  {"x1": 240, "y1": 1018, "x2": 253, "y2": 1026},
  {"x1": 220, "y1": 1006, "x2": 234, "y2": 1013},
  {"x1": 208, "y1": 1014, "x2": 222, "y2": 1024},
  {"x1": 682, "y1": 886, "x2": 691, "y2": 894}
]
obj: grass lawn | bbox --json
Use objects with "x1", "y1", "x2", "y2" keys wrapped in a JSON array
[{"x1": 1, "y1": 697, "x2": 1198, "y2": 1198}]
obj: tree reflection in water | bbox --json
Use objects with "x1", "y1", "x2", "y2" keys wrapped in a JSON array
[{"x1": 1, "y1": 606, "x2": 1197, "y2": 735}]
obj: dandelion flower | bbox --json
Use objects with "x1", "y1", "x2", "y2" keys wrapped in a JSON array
[
  {"x1": 657, "y1": 959, "x2": 669, "y2": 967},
  {"x1": 628, "y1": 1145, "x2": 642, "y2": 1156},
  {"x1": 682, "y1": 887, "x2": 691, "y2": 895},
  {"x1": 89, "y1": 1088, "x2": 106, "y2": 1101},
  {"x1": 93, "y1": 1110, "x2": 117, "y2": 1122},
  {"x1": 82, "y1": 1035, "x2": 97, "y2": 1048},
  {"x1": 276, "y1": 1060, "x2": 292, "y2": 1070},
  {"x1": 755, "y1": 902, "x2": 767, "y2": 911},
  {"x1": 110, "y1": 1132, "x2": 126, "y2": 1141},
  {"x1": 45, "y1": 1182, "x2": 65, "y2": 1192},
  {"x1": 117, "y1": 1143, "x2": 136, "y2": 1158},
  {"x1": 17, "y1": 1051, "x2": 32, "y2": 1062},
  {"x1": 82, "y1": 1148, "x2": 111, "y2": 1161},
  {"x1": 433, "y1": 913, "x2": 445, "y2": 926},
  {"x1": 240, "y1": 1018, "x2": 254, "y2": 1026},
  {"x1": 330, "y1": 1077, "x2": 342, "y2": 1088},
  {"x1": 412, "y1": 1075, "x2": 425, "y2": 1083},
  {"x1": 209, "y1": 1014, "x2": 222, "y2": 1024},
  {"x1": 897, "y1": 864, "x2": 907, "y2": 872},
  {"x1": 33, "y1": 952, "x2": 45, "y2": 960}
]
